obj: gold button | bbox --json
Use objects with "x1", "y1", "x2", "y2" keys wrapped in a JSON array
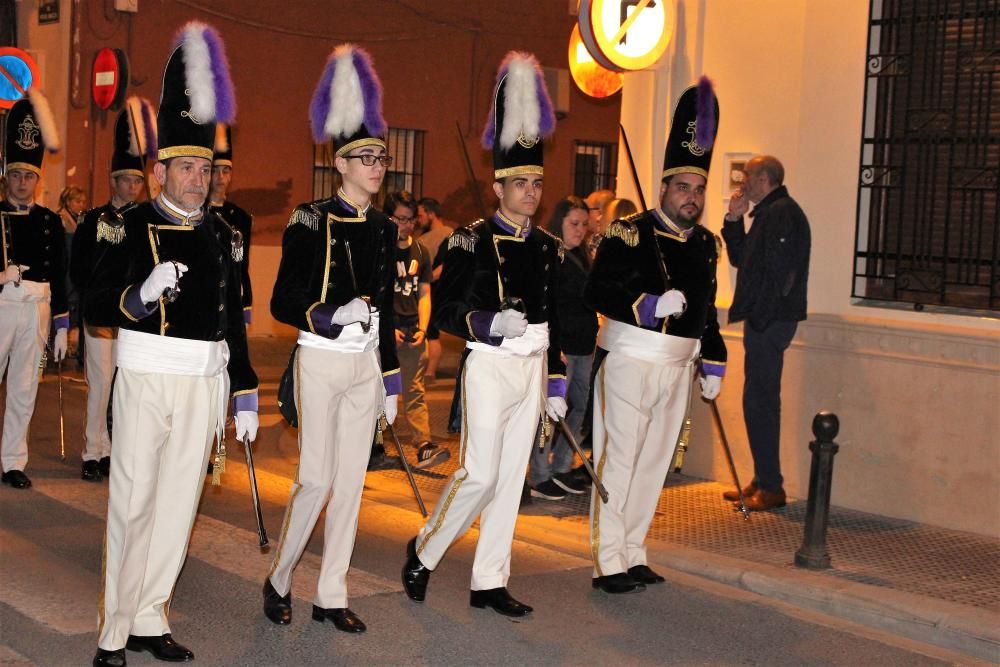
[{"x1": 218, "y1": 304, "x2": 224, "y2": 311}]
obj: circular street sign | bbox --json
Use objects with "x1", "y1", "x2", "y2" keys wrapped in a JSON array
[
  {"x1": 0, "y1": 48, "x2": 41, "y2": 110},
  {"x1": 92, "y1": 47, "x2": 129, "y2": 110},
  {"x1": 579, "y1": 0, "x2": 674, "y2": 72},
  {"x1": 568, "y1": 24, "x2": 623, "y2": 99}
]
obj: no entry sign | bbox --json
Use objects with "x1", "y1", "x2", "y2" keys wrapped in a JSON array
[{"x1": 92, "y1": 48, "x2": 129, "y2": 110}]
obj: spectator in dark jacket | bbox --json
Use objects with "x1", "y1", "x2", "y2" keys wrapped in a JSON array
[
  {"x1": 529, "y1": 196, "x2": 597, "y2": 501},
  {"x1": 721, "y1": 155, "x2": 810, "y2": 512}
]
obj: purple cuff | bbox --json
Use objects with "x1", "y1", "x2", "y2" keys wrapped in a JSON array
[
  {"x1": 383, "y1": 371, "x2": 402, "y2": 396},
  {"x1": 469, "y1": 310, "x2": 502, "y2": 345},
  {"x1": 547, "y1": 376, "x2": 567, "y2": 398},
  {"x1": 52, "y1": 313, "x2": 70, "y2": 330},
  {"x1": 701, "y1": 361, "x2": 726, "y2": 377},
  {"x1": 243, "y1": 307, "x2": 252, "y2": 325},
  {"x1": 309, "y1": 304, "x2": 343, "y2": 339},
  {"x1": 232, "y1": 391, "x2": 259, "y2": 413},
  {"x1": 123, "y1": 285, "x2": 159, "y2": 320},
  {"x1": 636, "y1": 293, "x2": 659, "y2": 327}
]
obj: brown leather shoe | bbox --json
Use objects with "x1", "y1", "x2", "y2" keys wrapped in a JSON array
[
  {"x1": 722, "y1": 482, "x2": 757, "y2": 502},
  {"x1": 741, "y1": 488, "x2": 787, "y2": 512}
]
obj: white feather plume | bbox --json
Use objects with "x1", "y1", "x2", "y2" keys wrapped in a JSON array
[
  {"x1": 180, "y1": 23, "x2": 217, "y2": 122},
  {"x1": 325, "y1": 46, "x2": 364, "y2": 139},
  {"x1": 499, "y1": 57, "x2": 541, "y2": 151},
  {"x1": 27, "y1": 88, "x2": 61, "y2": 153},
  {"x1": 125, "y1": 96, "x2": 146, "y2": 157}
]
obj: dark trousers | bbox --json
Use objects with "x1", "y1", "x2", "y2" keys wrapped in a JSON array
[{"x1": 742, "y1": 320, "x2": 797, "y2": 492}]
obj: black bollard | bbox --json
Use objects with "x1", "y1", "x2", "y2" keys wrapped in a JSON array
[{"x1": 794, "y1": 412, "x2": 840, "y2": 569}]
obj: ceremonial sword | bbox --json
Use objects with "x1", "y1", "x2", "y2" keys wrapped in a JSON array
[
  {"x1": 242, "y1": 433, "x2": 268, "y2": 546},
  {"x1": 57, "y1": 358, "x2": 66, "y2": 461},
  {"x1": 552, "y1": 419, "x2": 608, "y2": 503},
  {"x1": 385, "y1": 423, "x2": 428, "y2": 517},
  {"x1": 343, "y1": 239, "x2": 372, "y2": 333},
  {"x1": 710, "y1": 401, "x2": 750, "y2": 520}
]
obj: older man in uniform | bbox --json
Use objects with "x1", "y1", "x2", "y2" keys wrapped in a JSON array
[
  {"x1": 585, "y1": 79, "x2": 726, "y2": 594},
  {"x1": 401, "y1": 52, "x2": 566, "y2": 617},
  {"x1": 1, "y1": 91, "x2": 69, "y2": 490},
  {"x1": 262, "y1": 45, "x2": 400, "y2": 635},
  {"x1": 71, "y1": 98, "x2": 153, "y2": 482},
  {"x1": 208, "y1": 124, "x2": 253, "y2": 326},
  {"x1": 86, "y1": 23, "x2": 257, "y2": 667}
]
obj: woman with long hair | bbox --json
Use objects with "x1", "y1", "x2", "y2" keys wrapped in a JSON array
[{"x1": 57, "y1": 185, "x2": 88, "y2": 362}]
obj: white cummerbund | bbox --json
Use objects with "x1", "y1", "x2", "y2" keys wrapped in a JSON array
[
  {"x1": 468, "y1": 321, "x2": 549, "y2": 357},
  {"x1": 116, "y1": 328, "x2": 230, "y2": 376},
  {"x1": 0, "y1": 279, "x2": 50, "y2": 303},
  {"x1": 598, "y1": 317, "x2": 700, "y2": 366},
  {"x1": 298, "y1": 310, "x2": 381, "y2": 353}
]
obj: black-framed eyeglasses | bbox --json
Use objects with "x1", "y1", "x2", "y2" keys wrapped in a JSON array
[
  {"x1": 391, "y1": 215, "x2": 417, "y2": 225},
  {"x1": 343, "y1": 154, "x2": 394, "y2": 167}
]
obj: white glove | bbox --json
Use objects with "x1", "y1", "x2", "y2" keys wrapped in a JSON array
[
  {"x1": 0, "y1": 264, "x2": 28, "y2": 285},
  {"x1": 235, "y1": 411, "x2": 259, "y2": 443},
  {"x1": 331, "y1": 298, "x2": 370, "y2": 326},
  {"x1": 700, "y1": 375, "x2": 722, "y2": 400},
  {"x1": 384, "y1": 394, "x2": 398, "y2": 425},
  {"x1": 655, "y1": 289, "x2": 687, "y2": 318},
  {"x1": 139, "y1": 261, "x2": 188, "y2": 303},
  {"x1": 545, "y1": 396, "x2": 568, "y2": 421},
  {"x1": 491, "y1": 309, "x2": 528, "y2": 338},
  {"x1": 53, "y1": 328, "x2": 68, "y2": 362}
]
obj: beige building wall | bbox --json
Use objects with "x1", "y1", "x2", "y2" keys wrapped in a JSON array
[{"x1": 618, "y1": 0, "x2": 1000, "y2": 536}]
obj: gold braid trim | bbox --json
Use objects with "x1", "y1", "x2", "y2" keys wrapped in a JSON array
[
  {"x1": 288, "y1": 208, "x2": 320, "y2": 231},
  {"x1": 606, "y1": 219, "x2": 639, "y2": 247},
  {"x1": 97, "y1": 218, "x2": 126, "y2": 245},
  {"x1": 590, "y1": 361, "x2": 610, "y2": 577}
]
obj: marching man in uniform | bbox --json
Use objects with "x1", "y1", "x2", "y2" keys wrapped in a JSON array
[
  {"x1": 208, "y1": 124, "x2": 253, "y2": 326},
  {"x1": 584, "y1": 79, "x2": 726, "y2": 594},
  {"x1": 263, "y1": 45, "x2": 400, "y2": 634},
  {"x1": 85, "y1": 23, "x2": 258, "y2": 666},
  {"x1": 71, "y1": 97, "x2": 155, "y2": 482},
  {"x1": 401, "y1": 52, "x2": 566, "y2": 617},
  {"x1": 0, "y1": 90, "x2": 68, "y2": 490}
]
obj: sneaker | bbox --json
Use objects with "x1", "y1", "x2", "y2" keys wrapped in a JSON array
[
  {"x1": 414, "y1": 443, "x2": 450, "y2": 470},
  {"x1": 552, "y1": 471, "x2": 587, "y2": 495},
  {"x1": 530, "y1": 479, "x2": 567, "y2": 501}
]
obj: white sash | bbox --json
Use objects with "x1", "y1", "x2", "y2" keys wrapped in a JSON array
[
  {"x1": 598, "y1": 318, "x2": 700, "y2": 366},
  {"x1": 116, "y1": 328, "x2": 230, "y2": 377},
  {"x1": 297, "y1": 310, "x2": 381, "y2": 353},
  {"x1": 0, "y1": 280, "x2": 50, "y2": 303},
  {"x1": 468, "y1": 321, "x2": 550, "y2": 357}
]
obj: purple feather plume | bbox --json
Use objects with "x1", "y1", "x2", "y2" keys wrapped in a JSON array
[
  {"x1": 481, "y1": 52, "x2": 555, "y2": 149},
  {"x1": 696, "y1": 75, "x2": 716, "y2": 149},
  {"x1": 141, "y1": 98, "x2": 158, "y2": 159},
  {"x1": 534, "y1": 69, "x2": 556, "y2": 137},
  {"x1": 202, "y1": 25, "x2": 236, "y2": 123},
  {"x1": 309, "y1": 55, "x2": 336, "y2": 144},
  {"x1": 352, "y1": 48, "x2": 386, "y2": 137},
  {"x1": 480, "y1": 60, "x2": 509, "y2": 149}
]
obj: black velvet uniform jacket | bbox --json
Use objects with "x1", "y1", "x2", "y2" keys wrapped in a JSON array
[
  {"x1": 84, "y1": 199, "x2": 258, "y2": 397},
  {"x1": 208, "y1": 200, "x2": 253, "y2": 316},
  {"x1": 270, "y1": 193, "x2": 401, "y2": 394},
  {"x1": 584, "y1": 209, "x2": 727, "y2": 376},
  {"x1": 432, "y1": 211, "x2": 567, "y2": 396},
  {"x1": 0, "y1": 201, "x2": 69, "y2": 327},
  {"x1": 71, "y1": 201, "x2": 137, "y2": 321}
]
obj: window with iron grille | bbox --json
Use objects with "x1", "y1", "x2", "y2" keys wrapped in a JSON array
[
  {"x1": 313, "y1": 127, "x2": 426, "y2": 200},
  {"x1": 573, "y1": 140, "x2": 618, "y2": 197},
  {"x1": 853, "y1": 0, "x2": 999, "y2": 313}
]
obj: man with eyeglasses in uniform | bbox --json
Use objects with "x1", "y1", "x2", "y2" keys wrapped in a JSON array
[{"x1": 263, "y1": 45, "x2": 401, "y2": 635}]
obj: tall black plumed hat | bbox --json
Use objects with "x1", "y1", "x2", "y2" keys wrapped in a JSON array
[
  {"x1": 662, "y1": 76, "x2": 719, "y2": 181},
  {"x1": 3, "y1": 89, "x2": 60, "y2": 176},
  {"x1": 112, "y1": 96, "x2": 157, "y2": 177}
]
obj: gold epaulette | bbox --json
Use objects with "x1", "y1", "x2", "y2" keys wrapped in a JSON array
[
  {"x1": 96, "y1": 211, "x2": 126, "y2": 245},
  {"x1": 447, "y1": 228, "x2": 478, "y2": 253},
  {"x1": 606, "y1": 217, "x2": 640, "y2": 247},
  {"x1": 288, "y1": 207, "x2": 320, "y2": 231}
]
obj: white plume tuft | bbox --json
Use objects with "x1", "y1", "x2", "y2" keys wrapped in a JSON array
[
  {"x1": 325, "y1": 46, "x2": 364, "y2": 139},
  {"x1": 180, "y1": 22, "x2": 217, "y2": 122},
  {"x1": 498, "y1": 57, "x2": 541, "y2": 151},
  {"x1": 125, "y1": 96, "x2": 146, "y2": 157},
  {"x1": 27, "y1": 88, "x2": 61, "y2": 153}
]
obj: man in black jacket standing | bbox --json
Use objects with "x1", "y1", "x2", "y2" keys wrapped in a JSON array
[{"x1": 721, "y1": 155, "x2": 810, "y2": 512}]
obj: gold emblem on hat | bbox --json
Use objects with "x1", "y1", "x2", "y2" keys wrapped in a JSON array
[
  {"x1": 517, "y1": 134, "x2": 539, "y2": 149},
  {"x1": 16, "y1": 116, "x2": 41, "y2": 151},
  {"x1": 682, "y1": 122, "x2": 705, "y2": 157}
]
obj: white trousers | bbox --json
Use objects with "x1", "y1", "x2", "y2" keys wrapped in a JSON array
[
  {"x1": 97, "y1": 368, "x2": 221, "y2": 650},
  {"x1": 0, "y1": 294, "x2": 50, "y2": 472},
  {"x1": 416, "y1": 350, "x2": 543, "y2": 591},
  {"x1": 589, "y1": 351, "x2": 694, "y2": 577},
  {"x1": 268, "y1": 346, "x2": 382, "y2": 609},
  {"x1": 83, "y1": 325, "x2": 116, "y2": 462}
]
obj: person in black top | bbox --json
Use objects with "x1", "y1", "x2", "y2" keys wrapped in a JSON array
[
  {"x1": 1, "y1": 91, "x2": 68, "y2": 491},
  {"x1": 529, "y1": 196, "x2": 594, "y2": 501},
  {"x1": 208, "y1": 124, "x2": 253, "y2": 325},
  {"x1": 721, "y1": 154, "x2": 810, "y2": 512}
]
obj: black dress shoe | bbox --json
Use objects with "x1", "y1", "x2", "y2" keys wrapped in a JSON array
[
  {"x1": 311, "y1": 606, "x2": 366, "y2": 633},
  {"x1": 82, "y1": 460, "x2": 103, "y2": 481},
  {"x1": 470, "y1": 587, "x2": 533, "y2": 617},
  {"x1": 93, "y1": 648, "x2": 126, "y2": 667},
  {"x1": 263, "y1": 578, "x2": 292, "y2": 625},
  {"x1": 99, "y1": 456, "x2": 111, "y2": 477},
  {"x1": 1, "y1": 470, "x2": 31, "y2": 489},
  {"x1": 592, "y1": 572, "x2": 645, "y2": 594},
  {"x1": 125, "y1": 633, "x2": 193, "y2": 662},
  {"x1": 401, "y1": 537, "x2": 430, "y2": 602},
  {"x1": 628, "y1": 564, "x2": 666, "y2": 585}
]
